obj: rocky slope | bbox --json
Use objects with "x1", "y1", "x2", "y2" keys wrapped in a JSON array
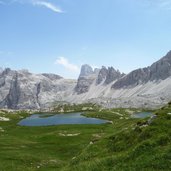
[
  {"x1": 75, "y1": 64, "x2": 97, "y2": 94},
  {"x1": 112, "y1": 51, "x2": 171, "y2": 89},
  {"x1": 68, "y1": 51, "x2": 171, "y2": 109},
  {"x1": 0, "y1": 69, "x2": 76, "y2": 109},
  {"x1": 75, "y1": 65, "x2": 124, "y2": 94},
  {"x1": 0, "y1": 51, "x2": 171, "y2": 109}
]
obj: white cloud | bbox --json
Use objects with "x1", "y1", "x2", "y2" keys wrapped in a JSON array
[
  {"x1": 55, "y1": 57, "x2": 80, "y2": 72},
  {"x1": 32, "y1": 0, "x2": 64, "y2": 13},
  {"x1": 6, "y1": 0, "x2": 64, "y2": 13}
]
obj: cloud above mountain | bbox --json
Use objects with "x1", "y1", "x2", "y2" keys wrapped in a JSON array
[{"x1": 55, "y1": 57, "x2": 80, "y2": 72}]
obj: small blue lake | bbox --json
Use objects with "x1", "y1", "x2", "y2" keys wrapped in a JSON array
[
  {"x1": 132, "y1": 112, "x2": 153, "y2": 119},
  {"x1": 18, "y1": 113, "x2": 109, "y2": 126}
]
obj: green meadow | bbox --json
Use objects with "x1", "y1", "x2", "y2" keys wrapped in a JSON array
[{"x1": 0, "y1": 104, "x2": 171, "y2": 171}]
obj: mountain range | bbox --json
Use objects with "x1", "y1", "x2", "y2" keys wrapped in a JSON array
[{"x1": 0, "y1": 51, "x2": 171, "y2": 109}]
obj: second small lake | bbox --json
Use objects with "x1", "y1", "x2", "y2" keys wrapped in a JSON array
[
  {"x1": 132, "y1": 112, "x2": 153, "y2": 119},
  {"x1": 18, "y1": 113, "x2": 109, "y2": 126}
]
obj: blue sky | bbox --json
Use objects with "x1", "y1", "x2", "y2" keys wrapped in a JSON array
[{"x1": 0, "y1": 0, "x2": 171, "y2": 78}]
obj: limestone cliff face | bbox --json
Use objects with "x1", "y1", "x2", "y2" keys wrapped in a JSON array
[
  {"x1": 112, "y1": 51, "x2": 171, "y2": 89},
  {"x1": 97, "y1": 66, "x2": 124, "y2": 85},
  {"x1": 0, "y1": 69, "x2": 76, "y2": 109},
  {"x1": 0, "y1": 51, "x2": 171, "y2": 109},
  {"x1": 79, "y1": 64, "x2": 94, "y2": 77},
  {"x1": 96, "y1": 66, "x2": 108, "y2": 84},
  {"x1": 6, "y1": 72, "x2": 20, "y2": 109},
  {"x1": 75, "y1": 65, "x2": 123, "y2": 94},
  {"x1": 150, "y1": 51, "x2": 171, "y2": 81},
  {"x1": 75, "y1": 65, "x2": 97, "y2": 94}
]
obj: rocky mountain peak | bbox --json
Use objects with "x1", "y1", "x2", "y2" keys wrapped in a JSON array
[
  {"x1": 75, "y1": 64, "x2": 124, "y2": 94},
  {"x1": 1, "y1": 50, "x2": 171, "y2": 109},
  {"x1": 96, "y1": 66, "x2": 108, "y2": 84},
  {"x1": 75, "y1": 64, "x2": 97, "y2": 94},
  {"x1": 2, "y1": 68, "x2": 11, "y2": 75},
  {"x1": 97, "y1": 66, "x2": 124, "y2": 85},
  {"x1": 112, "y1": 51, "x2": 171, "y2": 89},
  {"x1": 105, "y1": 67, "x2": 123, "y2": 84},
  {"x1": 94, "y1": 68, "x2": 100, "y2": 75},
  {"x1": 79, "y1": 64, "x2": 94, "y2": 77}
]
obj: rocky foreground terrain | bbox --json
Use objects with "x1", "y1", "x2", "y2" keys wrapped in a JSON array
[{"x1": 1, "y1": 51, "x2": 171, "y2": 109}]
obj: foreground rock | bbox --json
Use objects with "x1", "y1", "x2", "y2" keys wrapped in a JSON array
[{"x1": 0, "y1": 117, "x2": 10, "y2": 121}]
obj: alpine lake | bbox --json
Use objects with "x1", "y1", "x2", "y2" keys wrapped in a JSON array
[
  {"x1": 18, "y1": 111, "x2": 153, "y2": 126},
  {"x1": 18, "y1": 112, "x2": 109, "y2": 126}
]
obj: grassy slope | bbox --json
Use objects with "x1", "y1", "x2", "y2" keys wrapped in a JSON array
[
  {"x1": 63, "y1": 106, "x2": 171, "y2": 171},
  {"x1": 0, "y1": 105, "x2": 170, "y2": 171},
  {"x1": 0, "y1": 113, "x2": 108, "y2": 171}
]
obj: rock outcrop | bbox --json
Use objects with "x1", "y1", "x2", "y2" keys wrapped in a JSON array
[
  {"x1": 79, "y1": 64, "x2": 94, "y2": 77},
  {"x1": 0, "y1": 68, "x2": 76, "y2": 109},
  {"x1": 0, "y1": 51, "x2": 171, "y2": 109},
  {"x1": 75, "y1": 65, "x2": 97, "y2": 94},
  {"x1": 112, "y1": 51, "x2": 171, "y2": 89},
  {"x1": 96, "y1": 66, "x2": 108, "y2": 84},
  {"x1": 75, "y1": 65, "x2": 123, "y2": 94},
  {"x1": 97, "y1": 66, "x2": 124, "y2": 85}
]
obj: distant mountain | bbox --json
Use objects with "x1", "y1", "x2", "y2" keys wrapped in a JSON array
[
  {"x1": 75, "y1": 65, "x2": 124, "y2": 94},
  {"x1": 112, "y1": 51, "x2": 171, "y2": 89},
  {"x1": 0, "y1": 51, "x2": 171, "y2": 109},
  {"x1": 71, "y1": 51, "x2": 171, "y2": 109},
  {"x1": 97, "y1": 66, "x2": 124, "y2": 85},
  {"x1": 75, "y1": 65, "x2": 97, "y2": 94},
  {"x1": 0, "y1": 68, "x2": 76, "y2": 109},
  {"x1": 79, "y1": 64, "x2": 94, "y2": 77}
]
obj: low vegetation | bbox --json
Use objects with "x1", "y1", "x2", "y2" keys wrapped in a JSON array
[
  {"x1": 0, "y1": 103, "x2": 170, "y2": 170},
  {"x1": 52, "y1": 103, "x2": 101, "y2": 113}
]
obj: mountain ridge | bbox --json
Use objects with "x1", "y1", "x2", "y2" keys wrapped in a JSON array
[
  {"x1": 112, "y1": 50, "x2": 171, "y2": 89},
  {"x1": 0, "y1": 51, "x2": 171, "y2": 109}
]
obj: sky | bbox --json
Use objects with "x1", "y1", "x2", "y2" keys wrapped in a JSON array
[{"x1": 0, "y1": 0, "x2": 171, "y2": 78}]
